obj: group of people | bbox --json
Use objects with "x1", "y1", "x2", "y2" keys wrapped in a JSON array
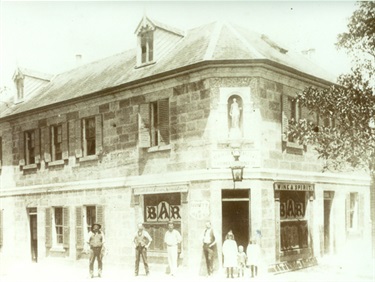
[
  {"x1": 222, "y1": 230, "x2": 261, "y2": 278},
  {"x1": 85, "y1": 221, "x2": 182, "y2": 278},
  {"x1": 85, "y1": 220, "x2": 261, "y2": 279}
]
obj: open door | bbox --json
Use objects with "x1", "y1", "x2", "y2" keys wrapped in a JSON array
[
  {"x1": 221, "y1": 189, "x2": 250, "y2": 250},
  {"x1": 28, "y1": 208, "x2": 38, "y2": 262}
]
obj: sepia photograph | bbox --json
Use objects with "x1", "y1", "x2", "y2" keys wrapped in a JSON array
[{"x1": 0, "y1": 1, "x2": 374, "y2": 281}]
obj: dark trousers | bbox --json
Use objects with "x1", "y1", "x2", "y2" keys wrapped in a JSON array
[
  {"x1": 89, "y1": 247, "x2": 103, "y2": 274},
  {"x1": 203, "y1": 244, "x2": 214, "y2": 275},
  {"x1": 135, "y1": 246, "x2": 149, "y2": 275}
]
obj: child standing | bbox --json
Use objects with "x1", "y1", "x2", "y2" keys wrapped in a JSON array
[
  {"x1": 246, "y1": 239, "x2": 261, "y2": 278},
  {"x1": 222, "y1": 230, "x2": 238, "y2": 278},
  {"x1": 237, "y1": 245, "x2": 247, "y2": 278}
]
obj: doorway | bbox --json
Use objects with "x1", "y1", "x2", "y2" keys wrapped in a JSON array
[
  {"x1": 221, "y1": 189, "x2": 250, "y2": 249},
  {"x1": 28, "y1": 208, "x2": 38, "y2": 262},
  {"x1": 323, "y1": 191, "x2": 334, "y2": 254}
]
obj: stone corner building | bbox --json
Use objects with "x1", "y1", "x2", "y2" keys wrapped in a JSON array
[{"x1": 0, "y1": 16, "x2": 371, "y2": 274}]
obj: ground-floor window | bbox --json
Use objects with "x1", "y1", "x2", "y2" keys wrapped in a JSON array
[
  {"x1": 143, "y1": 193, "x2": 181, "y2": 251},
  {"x1": 54, "y1": 207, "x2": 64, "y2": 245},
  {"x1": 45, "y1": 206, "x2": 70, "y2": 249},
  {"x1": 279, "y1": 191, "x2": 308, "y2": 251}
]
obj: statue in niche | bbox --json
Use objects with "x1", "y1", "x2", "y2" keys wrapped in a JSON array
[{"x1": 229, "y1": 98, "x2": 241, "y2": 129}]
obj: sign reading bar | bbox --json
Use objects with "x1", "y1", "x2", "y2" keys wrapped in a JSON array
[{"x1": 274, "y1": 182, "x2": 314, "y2": 191}]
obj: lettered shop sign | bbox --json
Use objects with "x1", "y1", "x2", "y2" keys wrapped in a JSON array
[{"x1": 189, "y1": 200, "x2": 210, "y2": 220}]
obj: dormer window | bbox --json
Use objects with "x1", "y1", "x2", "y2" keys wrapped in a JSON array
[
  {"x1": 135, "y1": 16, "x2": 184, "y2": 68},
  {"x1": 141, "y1": 30, "x2": 154, "y2": 64},
  {"x1": 16, "y1": 77, "x2": 24, "y2": 100}
]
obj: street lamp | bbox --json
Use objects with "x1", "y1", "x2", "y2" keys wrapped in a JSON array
[{"x1": 230, "y1": 149, "x2": 245, "y2": 188}]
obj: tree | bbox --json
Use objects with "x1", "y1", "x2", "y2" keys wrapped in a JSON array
[{"x1": 288, "y1": 1, "x2": 375, "y2": 257}]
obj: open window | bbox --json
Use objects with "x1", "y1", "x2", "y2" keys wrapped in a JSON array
[{"x1": 138, "y1": 99, "x2": 170, "y2": 149}]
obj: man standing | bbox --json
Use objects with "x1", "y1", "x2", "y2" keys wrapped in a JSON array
[
  {"x1": 133, "y1": 223, "x2": 152, "y2": 276},
  {"x1": 202, "y1": 221, "x2": 216, "y2": 276},
  {"x1": 86, "y1": 223, "x2": 105, "y2": 278},
  {"x1": 164, "y1": 221, "x2": 182, "y2": 276}
]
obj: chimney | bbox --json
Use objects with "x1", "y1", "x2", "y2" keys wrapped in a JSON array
[
  {"x1": 301, "y1": 48, "x2": 315, "y2": 59},
  {"x1": 75, "y1": 54, "x2": 82, "y2": 66}
]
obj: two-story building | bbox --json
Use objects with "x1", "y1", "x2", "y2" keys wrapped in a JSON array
[{"x1": 0, "y1": 16, "x2": 371, "y2": 275}]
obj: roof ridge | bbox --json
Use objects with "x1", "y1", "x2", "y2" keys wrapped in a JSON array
[
  {"x1": 226, "y1": 23, "x2": 266, "y2": 59},
  {"x1": 203, "y1": 21, "x2": 224, "y2": 61}
]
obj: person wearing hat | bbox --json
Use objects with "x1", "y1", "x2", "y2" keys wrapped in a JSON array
[
  {"x1": 222, "y1": 230, "x2": 237, "y2": 278},
  {"x1": 86, "y1": 223, "x2": 105, "y2": 278},
  {"x1": 164, "y1": 221, "x2": 182, "y2": 276},
  {"x1": 133, "y1": 223, "x2": 153, "y2": 276}
]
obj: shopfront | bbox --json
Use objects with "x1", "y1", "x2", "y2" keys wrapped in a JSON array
[{"x1": 273, "y1": 182, "x2": 315, "y2": 270}]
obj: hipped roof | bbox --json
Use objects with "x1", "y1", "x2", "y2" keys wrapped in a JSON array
[{"x1": 0, "y1": 20, "x2": 335, "y2": 119}]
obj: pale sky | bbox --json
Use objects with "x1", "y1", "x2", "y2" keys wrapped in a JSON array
[{"x1": 0, "y1": 1, "x2": 357, "y2": 94}]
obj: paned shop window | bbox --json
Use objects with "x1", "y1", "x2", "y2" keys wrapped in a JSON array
[
  {"x1": 54, "y1": 207, "x2": 64, "y2": 244},
  {"x1": 83, "y1": 117, "x2": 96, "y2": 156},
  {"x1": 143, "y1": 193, "x2": 181, "y2": 251},
  {"x1": 138, "y1": 99, "x2": 170, "y2": 148},
  {"x1": 279, "y1": 191, "x2": 308, "y2": 251},
  {"x1": 45, "y1": 207, "x2": 69, "y2": 249},
  {"x1": 25, "y1": 130, "x2": 36, "y2": 165},
  {"x1": 51, "y1": 124, "x2": 62, "y2": 161}
]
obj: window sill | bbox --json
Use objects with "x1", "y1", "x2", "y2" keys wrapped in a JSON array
[
  {"x1": 286, "y1": 141, "x2": 303, "y2": 149},
  {"x1": 79, "y1": 155, "x2": 99, "y2": 162},
  {"x1": 23, "y1": 163, "x2": 37, "y2": 170},
  {"x1": 147, "y1": 144, "x2": 172, "y2": 153},
  {"x1": 48, "y1": 159, "x2": 65, "y2": 167},
  {"x1": 50, "y1": 246, "x2": 66, "y2": 253}
]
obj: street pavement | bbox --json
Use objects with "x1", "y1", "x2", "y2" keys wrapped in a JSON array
[{"x1": 1, "y1": 255, "x2": 374, "y2": 282}]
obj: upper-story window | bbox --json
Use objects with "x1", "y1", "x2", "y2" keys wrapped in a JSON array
[
  {"x1": 25, "y1": 130, "x2": 36, "y2": 165},
  {"x1": 74, "y1": 115, "x2": 103, "y2": 159},
  {"x1": 51, "y1": 124, "x2": 63, "y2": 161},
  {"x1": 139, "y1": 99, "x2": 170, "y2": 149},
  {"x1": 83, "y1": 117, "x2": 96, "y2": 156},
  {"x1": 141, "y1": 30, "x2": 154, "y2": 64}
]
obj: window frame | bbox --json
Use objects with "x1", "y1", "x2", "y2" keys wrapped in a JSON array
[
  {"x1": 53, "y1": 207, "x2": 64, "y2": 246},
  {"x1": 143, "y1": 193, "x2": 181, "y2": 252},
  {"x1": 279, "y1": 191, "x2": 309, "y2": 252},
  {"x1": 25, "y1": 130, "x2": 36, "y2": 165},
  {"x1": 140, "y1": 30, "x2": 154, "y2": 64},
  {"x1": 51, "y1": 124, "x2": 63, "y2": 162},
  {"x1": 83, "y1": 117, "x2": 96, "y2": 157}
]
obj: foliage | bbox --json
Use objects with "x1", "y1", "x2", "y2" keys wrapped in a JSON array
[{"x1": 288, "y1": 1, "x2": 375, "y2": 173}]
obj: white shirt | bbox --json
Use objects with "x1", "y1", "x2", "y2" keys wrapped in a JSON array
[{"x1": 164, "y1": 229, "x2": 182, "y2": 246}]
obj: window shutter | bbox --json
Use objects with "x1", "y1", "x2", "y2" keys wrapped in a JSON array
[
  {"x1": 62, "y1": 122, "x2": 69, "y2": 160},
  {"x1": 19, "y1": 132, "x2": 25, "y2": 166},
  {"x1": 75, "y1": 120, "x2": 83, "y2": 158},
  {"x1": 0, "y1": 209, "x2": 3, "y2": 247},
  {"x1": 138, "y1": 104, "x2": 151, "y2": 148},
  {"x1": 45, "y1": 207, "x2": 52, "y2": 248},
  {"x1": 158, "y1": 99, "x2": 170, "y2": 145},
  {"x1": 63, "y1": 207, "x2": 70, "y2": 248},
  {"x1": 0, "y1": 137, "x2": 3, "y2": 167},
  {"x1": 281, "y1": 95, "x2": 290, "y2": 142},
  {"x1": 75, "y1": 206, "x2": 84, "y2": 249},
  {"x1": 34, "y1": 129, "x2": 40, "y2": 164},
  {"x1": 345, "y1": 194, "x2": 350, "y2": 233},
  {"x1": 95, "y1": 114, "x2": 103, "y2": 154},
  {"x1": 96, "y1": 205, "x2": 105, "y2": 233}
]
